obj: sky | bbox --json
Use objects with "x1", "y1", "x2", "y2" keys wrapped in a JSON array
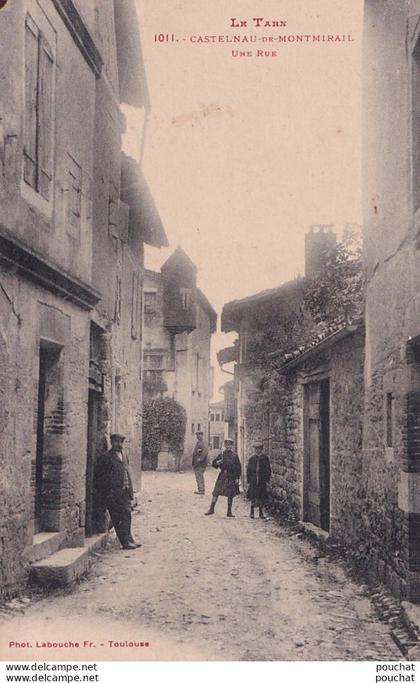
[{"x1": 124, "y1": 0, "x2": 364, "y2": 399}]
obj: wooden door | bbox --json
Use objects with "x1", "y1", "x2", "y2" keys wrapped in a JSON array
[
  {"x1": 85, "y1": 389, "x2": 99, "y2": 536},
  {"x1": 304, "y1": 379, "x2": 330, "y2": 531}
]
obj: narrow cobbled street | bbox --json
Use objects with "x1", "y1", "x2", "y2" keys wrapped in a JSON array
[{"x1": 0, "y1": 471, "x2": 401, "y2": 661}]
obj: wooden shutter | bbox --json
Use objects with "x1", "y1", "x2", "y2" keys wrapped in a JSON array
[
  {"x1": 114, "y1": 276, "x2": 122, "y2": 324},
  {"x1": 131, "y1": 273, "x2": 140, "y2": 340},
  {"x1": 24, "y1": 15, "x2": 39, "y2": 189},
  {"x1": 38, "y1": 34, "x2": 53, "y2": 200}
]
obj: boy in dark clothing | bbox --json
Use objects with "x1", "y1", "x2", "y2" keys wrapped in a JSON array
[{"x1": 246, "y1": 442, "x2": 271, "y2": 519}]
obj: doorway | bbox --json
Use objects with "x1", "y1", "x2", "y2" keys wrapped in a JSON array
[
  {"x1": 35, "y1": 342, "x2": 62, "y2": 533},
  {"x1": 303, "y1": 379, "x2": 330, "y2": 532},
  {"x1": 85, "y1": 322, "x2": 105, "y2": 535},
  {"x1": 85, "y1": 388, "x2": 101, "y2": 535}
]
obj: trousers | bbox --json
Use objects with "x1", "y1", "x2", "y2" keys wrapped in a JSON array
[
  {"x1": 194, "y1": 466, "x2": 206, "y2": 493},
  {"x1": 107, "y1": 490, "x2": 132, "y2": 547}
]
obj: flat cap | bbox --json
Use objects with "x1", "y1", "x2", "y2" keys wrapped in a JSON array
[{"x1": 110, "y1": 433, "x2": 126, "y2": 441}]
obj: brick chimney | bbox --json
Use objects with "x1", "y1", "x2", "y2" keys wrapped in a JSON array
[{"x1": 305, "y1": 224, "x2": 337, "y2": 278}]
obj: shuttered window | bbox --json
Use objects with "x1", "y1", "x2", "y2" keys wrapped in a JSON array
[
  {"x1": 24, "y1": 14, "x2": 54, "y2": 200},
  {"x1": 68, "y1": 157, "x2": 82, "y2": 230}
]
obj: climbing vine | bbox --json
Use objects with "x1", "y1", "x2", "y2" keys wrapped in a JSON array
[
  {"x1": 142, "y1": 396, "x2": 186, "y2": 470},
  {"x1": 303, "y1": 226, "x2": 364, "y2": 327}
]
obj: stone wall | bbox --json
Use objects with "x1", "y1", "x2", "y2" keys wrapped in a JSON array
[
  {"x1": 328, "y1": 330, "x2": 365, "y2": 545},
  {"x1": 269, "y1": 376, "x2": 303, "y2": 520},
  {"x1": 362, "y1": 0, "x2": 420, "y2": 600}
]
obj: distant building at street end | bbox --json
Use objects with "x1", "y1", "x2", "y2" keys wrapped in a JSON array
[
  {"x1": 209, "y1": 401, "x2": 225, "y2": 453},
  {"x1": 142, "y1": 247, "x2": 217, "y2": 468},
  {"x1": 219, "y1": 380, "x2": 237, "y2": 443}
]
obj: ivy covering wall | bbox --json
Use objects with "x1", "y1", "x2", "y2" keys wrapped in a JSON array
[{"x1": 142, "y1": 396, "x2": 187, "y2": 470}]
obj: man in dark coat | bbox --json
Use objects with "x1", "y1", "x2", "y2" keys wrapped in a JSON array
[
  {"x1": 246, "y1": 442, "x2": 271, "y2": 519},
  {"x1": 94, "y1": 433, "x2": 139, "y2": 550},
  {"x1": 205, "y1": 438, "x2": 241, "y2": 517},
  {"x1": 192, "y1": 430, "x2": 208, "y2": 495}
]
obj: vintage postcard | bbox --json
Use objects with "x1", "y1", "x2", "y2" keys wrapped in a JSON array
[{"x1": 0, "y1": 0, "x2": 418, "y2": 670}]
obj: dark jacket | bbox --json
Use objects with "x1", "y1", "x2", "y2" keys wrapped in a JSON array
[
  {"x1": 212, "y1": 450, "x2": 242, "y2": 498},
  {"x1": 246, "y1": 454, "x2": 271, "y2": 503},
  {"x1": 192, "y1": 440, "x2": 208, "y2": 468},
  {"x1": 94, "y1": 449, "x2": 134, "y2": 501}
]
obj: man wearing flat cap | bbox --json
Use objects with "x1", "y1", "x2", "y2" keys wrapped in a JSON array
[
  {"x1": 94, "y1": 433, "x2": 139, "y2": 550},
  {"x1": 192, "y1": 430, "x2": 208, "y2": 495},
  {"x1": 205, "y1": 438, "x2": 241, "y2": 517}
]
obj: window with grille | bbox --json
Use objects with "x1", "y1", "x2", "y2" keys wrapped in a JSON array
[{"x1": 24, "y1": 13, "x2": 54, "y2": 200}]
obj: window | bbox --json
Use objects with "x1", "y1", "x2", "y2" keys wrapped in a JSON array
[
  {"x1": 210, "y1": 413, "x2": 214, "y2": 422},
  {"x1": 213, "y1": 436, "x2": 220, "y2": 450},
  {"x1": 191, "y1": 423, "x2": 195, "y2": 434},
  {"x1": 24, "y1": 13, "x2": 54, "y2": 200},
  {"x1": 144, "y1": 291, "x2": 158, "y2": 314},
  {"x1": 215, "y1": 413, "x2": 220, "y2": 422},
  {"x1": 148, "y1": 355, "x2": 164, "y2": 370},
  {"x1": 143, "y1": 353, "x2": 166, "y2": 394},
  {"x1": 386, "y1": 393, "x2": 394, "y2": 448},
  {"x1": 180, "y1": 288, "x2": 191, "y2": 310},
  {"x1": 197, "y1": 423, "x2": 201, "y2": 432}
]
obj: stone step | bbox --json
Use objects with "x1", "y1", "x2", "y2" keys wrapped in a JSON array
[
  {"x1": 30, "y1": 533, "x2": 108, "y2": 588},
  {"x1": 84, "y1": 532, "x2": 109, "y2": 555},
  {"x1": 23, "y1": 531, "x2": 66, "y2": 564}
]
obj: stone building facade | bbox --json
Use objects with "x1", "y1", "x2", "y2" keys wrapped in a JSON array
[
  {"x1": 362, "y1": 0, "x2": 420, "y2": 601},
  {"x1": 143, "y1": 247, "x2": 216, "y2": 467},
  {"x1": 270, "y1": 324, "x2": 365, "y2": 543},
  {"x1": 0, "y1": 0, "x2": 166, "y2": 597}
]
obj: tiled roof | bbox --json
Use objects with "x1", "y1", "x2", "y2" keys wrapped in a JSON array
[{"x1": 269, "y1": 318, "x2": 364, "y2": 372}]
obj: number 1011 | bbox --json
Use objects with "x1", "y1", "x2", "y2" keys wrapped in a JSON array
[{"x1": 154, "y1": 33, "x2": 176, "y2": 42}]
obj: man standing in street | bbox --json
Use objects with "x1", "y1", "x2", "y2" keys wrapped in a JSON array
[
  {"x1": 192, "y1": 430, "x2": 208, "y2": 495},
  {"x1": 94, "y1": 433, "x2": 140, "y2": 550},
  {"x1": 246, "y1": 442, "x2": 271, "y2": 519},
  {"x1": 205, "y1": 438, "x2": 241, "y2": 517}
]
